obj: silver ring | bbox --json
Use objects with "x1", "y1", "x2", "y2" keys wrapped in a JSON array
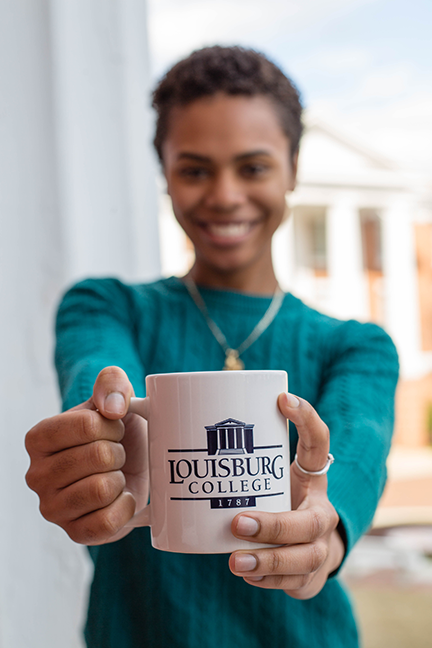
[{"x1": 294, "y1": 453, "x2": 334, "y2": 476}]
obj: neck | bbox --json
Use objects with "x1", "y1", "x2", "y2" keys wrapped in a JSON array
[{"x1": 185, "y1": 260, "x2": 278, "y2": 296}]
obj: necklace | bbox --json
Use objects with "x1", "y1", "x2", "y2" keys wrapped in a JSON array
[{"x1": 184, "y1": 278, "x2": 285, "y2": 370}]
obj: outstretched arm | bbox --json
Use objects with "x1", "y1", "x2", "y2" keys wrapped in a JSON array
[{"x1": 229, "y1": 321, "x2": 399, "y2": 598}]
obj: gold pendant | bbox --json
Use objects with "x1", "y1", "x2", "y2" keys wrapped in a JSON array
[{"x1": 223, "y1": 349, "x2": 244, "y2": 371}]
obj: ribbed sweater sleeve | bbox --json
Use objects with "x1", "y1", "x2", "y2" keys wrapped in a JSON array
[
  {"x1": 55, "y1": 278, "x2": 146, "y2": 410},
  {"x1": 314, "y1": 319, "x2": 399, "y2": 564}
]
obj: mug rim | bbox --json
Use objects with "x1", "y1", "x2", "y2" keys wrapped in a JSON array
[{"x1": 146, "y1": 370, "x2": 287, "y2": 379}]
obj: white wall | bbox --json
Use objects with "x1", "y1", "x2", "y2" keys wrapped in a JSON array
[{"x1": 0, "y1": 1, "x2": 159, "y2": 646}]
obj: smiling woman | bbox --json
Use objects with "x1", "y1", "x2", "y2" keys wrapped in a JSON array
[
  {"x1": 25, "y1": 45, "x2": 399, "y2": 648},
  {"x1": 153, "y1": 45, "x2": 302, "y2": 293}
]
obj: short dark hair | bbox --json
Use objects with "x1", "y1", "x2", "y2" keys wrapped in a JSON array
[{"x1": 152, "y1": 45, "x2": 303, "y2": 164}]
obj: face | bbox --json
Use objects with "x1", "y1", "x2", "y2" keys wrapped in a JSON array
[{"x1": 162, "y1": 93, "x2": 297, "y2": 291}]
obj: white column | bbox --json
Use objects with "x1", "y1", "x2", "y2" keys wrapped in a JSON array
[
  {"x1": 0, "y1": 3, "x2": 91, "y2": 647},
  {"x1": 382, "y1": 200, "x2": 422, "y2": 377},
  {"x1": 50, "y1": 0, "x2": 160, "y2": 283},
  {"x1": 326, "y1": 195, "x2": 368, "y2": 320},
  {"x1": 0, "y1": 2, "x2": 157, "y2": 647},
  {"x1": 272, "y1": 207, "x2": 296, "y2": 292}
]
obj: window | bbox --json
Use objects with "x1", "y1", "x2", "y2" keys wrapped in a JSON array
[
  {"x1": 360, "y1": 208, "x2": 384, "y2": 323},
  {"x1": 415, "y1": 223, "x2": 432, "y2": 351},
  {"x1": 360, "y1": 208, "x2": 382, "y2": 272},
  {"x1": 294, "y1": 206, "x2": 328, "y2": 275}
]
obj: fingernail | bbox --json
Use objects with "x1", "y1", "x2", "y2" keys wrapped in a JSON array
[
  {"x1": 104, "y1": 392, "x2": 126, "y2": 415},
  {"x1": 234, "y1": 553, "x2": 257, "y2": 572},
  {"x1": 286, "y1": 393, "x2": 300, "y2": 408},
  {"x1": 236, "y1": 516, "x2": 259, "y2": 536}
]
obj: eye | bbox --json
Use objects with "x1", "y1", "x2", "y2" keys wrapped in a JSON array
[
  {"x1": 240, "y1": 162, "x2": 270, "y2": 178},
  {"x1": 178, "y1": 166, "x2": 210, "y2": 180}
]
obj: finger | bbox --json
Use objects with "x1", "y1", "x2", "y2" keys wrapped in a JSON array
[
  {"x1": 92, "y1": 366, "x2": 135, "y2": 420},
  {"x1": 229, "y1": 539, "x2": 328, "y2": 582},
  {"x1": 40, "y1": 470, "x2": 127, "y2": 523},
  {"x1": 244, "y1": 573, "x2": 314, "y2": 593},
  {"x1": 27, "y1": 440, "x2": 126, "y2": 492},
  {"x1": 231, "y1": 506, "x2": 337, "y2": 546},
  {"x1": 278, "y1": 393, "x2": 329, "y2": 474},
  {"x1": 242, "y1": 570, "x2": 325, "y2": 599},
  {"x1": 25, "y1": 410, "x2": 125, "y2": 457},
  {"x1": 63, "y1": 491, "x2": 137, "y2": 545}
]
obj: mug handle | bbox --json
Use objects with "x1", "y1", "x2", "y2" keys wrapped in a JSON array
[{"x1": 125, "y1": 397, "x2": 151, "y2": 526}]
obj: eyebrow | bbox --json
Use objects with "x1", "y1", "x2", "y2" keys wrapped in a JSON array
[{"x1": 176, "y1": 150, "x2": 273, "y2": 163}]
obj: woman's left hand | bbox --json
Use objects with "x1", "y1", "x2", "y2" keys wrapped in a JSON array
[{"x1": 229, "y1": 392, "x2": 344, "y2": 600}]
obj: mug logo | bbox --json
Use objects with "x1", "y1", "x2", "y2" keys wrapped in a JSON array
[
  {"x1": 167, "y1": 416, "x2": 286, "y2": 510},
  {"x1": 205, "y1": 418, "x2": 254, "y2": 456}
]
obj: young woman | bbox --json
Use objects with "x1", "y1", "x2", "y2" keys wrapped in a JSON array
[{"x1": 25, "y1": 46, "x2": 398, "y2": 647}]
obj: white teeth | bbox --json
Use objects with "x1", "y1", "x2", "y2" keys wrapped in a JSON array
[{"x1": 207, "y1": 222, "x2": 251, "y2": 238}]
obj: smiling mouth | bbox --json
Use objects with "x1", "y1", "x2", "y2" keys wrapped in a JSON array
[{"x1": 200, "y1": 221, "x2": 256, "y2": 239}]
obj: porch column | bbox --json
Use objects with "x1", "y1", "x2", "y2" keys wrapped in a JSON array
[
  {"x1": 50, "y1": 0, "x2": 160, "y2": 282},
  {"x1": 382, "y1": 199, "x2": 422, "y2": 376},
  {"x1": 326, "y1": 195, "x2": 368, "y2": 320}
]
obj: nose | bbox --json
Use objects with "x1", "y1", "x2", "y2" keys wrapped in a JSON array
[{"x1": 203, "y1": 170, "x2": 246, "y2": 212}]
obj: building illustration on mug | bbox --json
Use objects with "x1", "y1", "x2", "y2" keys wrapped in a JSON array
[{"x1": 205, "y1": 419, "x2": 254, "y2": 456}]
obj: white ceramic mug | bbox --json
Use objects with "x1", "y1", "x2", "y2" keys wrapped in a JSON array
[{"x1": 128, "y1": 370, "x2": 291, "y2": 553}]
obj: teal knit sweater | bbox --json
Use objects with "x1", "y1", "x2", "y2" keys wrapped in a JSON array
[{"x1": 55, "y1": 276, "x2": 399, "y2": 648}]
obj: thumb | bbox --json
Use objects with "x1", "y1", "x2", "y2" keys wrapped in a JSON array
[
  {"x1": 278, "y1": 392, "x2": 330, "y2": 475},
  {"x1": 92, "y1": 366, "x2": 135, "y2": 420}
]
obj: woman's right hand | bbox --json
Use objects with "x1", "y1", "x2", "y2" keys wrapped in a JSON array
[{"x1": 25, "y1": 367, "x2": 147, "y2": 545}]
